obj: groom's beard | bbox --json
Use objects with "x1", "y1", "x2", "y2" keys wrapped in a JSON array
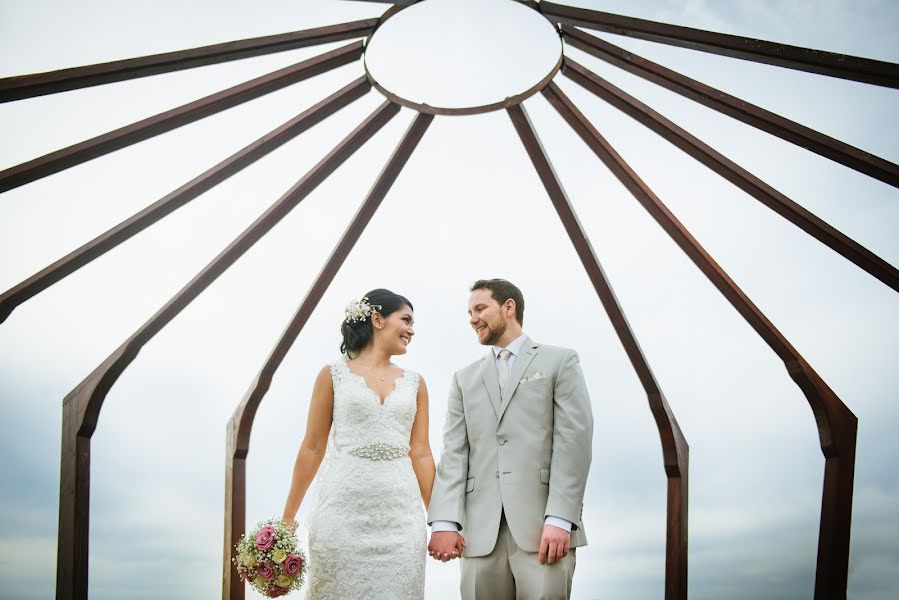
[{"x1": 481, "y1": 320, "x2": 506, "y2": 346}]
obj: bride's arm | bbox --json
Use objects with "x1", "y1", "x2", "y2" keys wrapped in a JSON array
[
  {"x1": 409, "y1": 376, "x2": 436, "y2": 509},
  {"x1": 281, "y1": 366, "x2": 334, "y2": 526}
]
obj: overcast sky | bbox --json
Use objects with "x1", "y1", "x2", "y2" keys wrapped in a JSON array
[{"x1": 1, "y1": 1, "x2": 897, "y2": 599}]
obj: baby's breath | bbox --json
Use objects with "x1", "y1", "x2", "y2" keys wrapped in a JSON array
[{"x1": 344, "y1": 296, "x2": 382, "y2": 323}]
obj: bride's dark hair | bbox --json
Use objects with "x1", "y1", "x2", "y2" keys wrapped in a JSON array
[{"x1": 340, "y1": 289, "x2": 413, "y2": 358}]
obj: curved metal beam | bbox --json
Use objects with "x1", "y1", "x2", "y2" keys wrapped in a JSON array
[
  {"x1": 507, "y1": 102, "x2": 690, "y2": 599},
  {"x1": 540, "y1": 1, "x2": 899, "y2": 88},
  {"x1": 223, "y1": 110, "x2": 433, "y2": 599},
  {"x1": 55, "y1": 100, "x2": 400, "y2": 600},
  {"x1": 541, "y1": 80, "x2": 857, "y2": 600},
  {"x1": 0, "y1": 41, "x2": 365, "y2": 193},
  {"x1": 0, "y1": 19, "x2": 377, "y2": 103},
  {"x1": 561, "y1": 26, "x2": 899, "y2": 188},
  {"x1": 561, "y1": 57, "x2": 899, "y2": 294}
]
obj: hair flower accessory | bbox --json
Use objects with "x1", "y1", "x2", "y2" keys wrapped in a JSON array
[{"x1": 344, "y1": 296, "x2": 382, "y2": 323}]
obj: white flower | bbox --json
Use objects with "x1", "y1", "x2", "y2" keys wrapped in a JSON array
[{"x1": 344, "y1": 296, "x2": 382, "y2": 323}]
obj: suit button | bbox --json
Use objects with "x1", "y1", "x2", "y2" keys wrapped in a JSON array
[
  {"x1": 495, "y1": 471, "x2": 499, "y2": 478},
  {"x1": 498, "y1": 439, "x2": 507, "y2": 446}
]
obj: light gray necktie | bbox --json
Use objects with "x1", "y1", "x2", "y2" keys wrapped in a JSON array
[{"x1": 497, "y1": 349, "x2": 511, "y2": 391}]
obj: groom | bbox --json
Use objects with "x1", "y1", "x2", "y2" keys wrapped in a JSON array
[{"x1": 428, "y1": 279, "x2": 593, "y2": 599}]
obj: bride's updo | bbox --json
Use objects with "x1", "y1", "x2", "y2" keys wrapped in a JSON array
[{"x1": 340, "y1": 288, "x2": 413, "y2": 357}]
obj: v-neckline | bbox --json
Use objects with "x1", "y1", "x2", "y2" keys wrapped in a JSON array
[{"x1": 344, "y1": 360, "x2": 406, "y2": 406}]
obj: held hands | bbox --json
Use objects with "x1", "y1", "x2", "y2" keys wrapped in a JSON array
[
  {"x1": 428, "y1": 526, "x2": 568, "y2": 563},
  {"x1": 538, "y1": 524, "x2": 571, "y2": 565},
  {"x1": 428, "y1": 531, "x2": 465, "y2": 562}
]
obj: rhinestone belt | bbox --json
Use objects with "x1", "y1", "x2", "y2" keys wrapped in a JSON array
[{"x1": 347, "y1": 443, "x2": 408, "y2": 461}]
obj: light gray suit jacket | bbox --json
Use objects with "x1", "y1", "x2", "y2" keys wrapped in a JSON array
[{"x1": 428, "y1": 337, "x2": 593, "y2": 556}]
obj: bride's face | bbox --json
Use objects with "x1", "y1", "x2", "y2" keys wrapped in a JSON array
[{"x1": 375, "y1": 304, "x2": 415, "y2": 355}]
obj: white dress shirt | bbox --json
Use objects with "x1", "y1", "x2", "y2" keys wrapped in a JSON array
[{"x1": 432, "y1": 333, "x2": 572, "y2": 533}]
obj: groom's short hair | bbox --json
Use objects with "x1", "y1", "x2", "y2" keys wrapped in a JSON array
[{"x1": 471, "y1": 279, "x2": 525, "y2": 326}]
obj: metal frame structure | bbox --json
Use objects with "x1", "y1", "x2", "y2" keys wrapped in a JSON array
[{"x1": 1, "y1": 1, "x2": 896, "y2": 599}]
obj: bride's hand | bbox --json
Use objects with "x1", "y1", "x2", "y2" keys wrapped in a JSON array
[
  {"x1": 428, "y1": 531, "x2": 465, "y2": 562},
  {"x1": 281, "y1": 518, "x2": 298, "y2": 532}
]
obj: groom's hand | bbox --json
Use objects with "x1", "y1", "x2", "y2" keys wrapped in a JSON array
[
  {"x1": 538, "y1": 524, "x2": 571, "y2": 565},
  {"x1": 428, "y1": 531, "x2": 465, "y2": 562}
]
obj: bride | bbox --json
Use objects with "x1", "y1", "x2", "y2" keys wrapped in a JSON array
[{"x1": 281, "y1": 289, "x2": 437, "y2": 599}]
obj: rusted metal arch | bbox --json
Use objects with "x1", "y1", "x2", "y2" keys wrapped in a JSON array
[
  {"x1": 7, "y1": 9, "x2": 690, "y2": 598},
  {"x1": 224, "y1": 111, "x2": 433, "y2": 600},
  {"x1": 0, "y1": 41, "x2": 365, "y2": 194},
  {"x1": 561, "y1": 26, "x2": 899, "y2": 189},
  {"x1": 539, "y1": 79, "x2": 857, "y2": 599},
  {"x1": 540, "y1": 0, "x2": 899, "y2": 88},
  {"x1": 0, "y1": 19, "x2": 378, "y2": 103},
  {"x1": 508, "y1": 103, "x2": 690, "y2": 598},
  {"x1": 54, "y1": 96, "x2": 402, "y2": 600}
]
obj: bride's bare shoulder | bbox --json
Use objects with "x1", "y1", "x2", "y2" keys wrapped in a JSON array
[{"x1": 313, "y1": 364, "x2": 335, "y2": 389}]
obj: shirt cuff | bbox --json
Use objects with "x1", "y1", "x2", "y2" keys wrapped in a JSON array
[
  {"x1": 545, "y1": 516, "x2": 572, "y2": 532},
  {"x1": 431, "y1": 520, "x2": 460, "y2": 532}
]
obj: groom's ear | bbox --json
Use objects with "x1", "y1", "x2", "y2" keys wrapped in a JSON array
[{"x1": 503, "y1": 299, "x2": 516, "y2": 318}]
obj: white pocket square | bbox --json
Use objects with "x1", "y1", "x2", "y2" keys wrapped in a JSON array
[{"x1": 521, "y1": 372, "x2": 546, "y2": 384}]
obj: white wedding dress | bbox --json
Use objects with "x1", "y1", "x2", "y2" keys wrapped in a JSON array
[{"x1": 305, "y1": 357, "x2": 426, "y2": 599}]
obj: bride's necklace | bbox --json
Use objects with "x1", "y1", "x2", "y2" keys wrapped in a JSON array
[{"x1": 352, "y1": 361, "x2": 390, "y2": 382}]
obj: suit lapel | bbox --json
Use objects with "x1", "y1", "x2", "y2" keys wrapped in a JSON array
[
  {"x1": 498, "y1": 338, "x2": 538, "y2": 421},
  {"x1": 480, "y1": 351, "x2": 502, "y2": 418}
]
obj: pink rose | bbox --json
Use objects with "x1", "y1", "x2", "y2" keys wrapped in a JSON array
[
  {"x1": 238, "y1": 568, "x2": 250, "y2": 581},
  {"x1": 283, "y1": 554, "x2": 303, "y2": 576},
  {"x1": 256, "y1": 561, "x2": 274, "y2": 580},
  {"x1": 267, "y1": 586, "x2": 289, "y2": 598},
  {"x1": 255, "y1": 526, "x2": 276, "y2": 551}
]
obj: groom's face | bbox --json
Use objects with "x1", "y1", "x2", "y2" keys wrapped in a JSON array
[{"x1": 468, "y1": 288, "x2": 507, "y2": 346}]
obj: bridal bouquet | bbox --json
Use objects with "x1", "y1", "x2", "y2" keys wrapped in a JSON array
[{"x1": 233, "y1": 518, "x2": 307, "y2": 597}]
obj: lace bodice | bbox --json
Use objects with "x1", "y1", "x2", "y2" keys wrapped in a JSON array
[{"x1": 327, "y1": 357, "x2": 420, "y2": 453}]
